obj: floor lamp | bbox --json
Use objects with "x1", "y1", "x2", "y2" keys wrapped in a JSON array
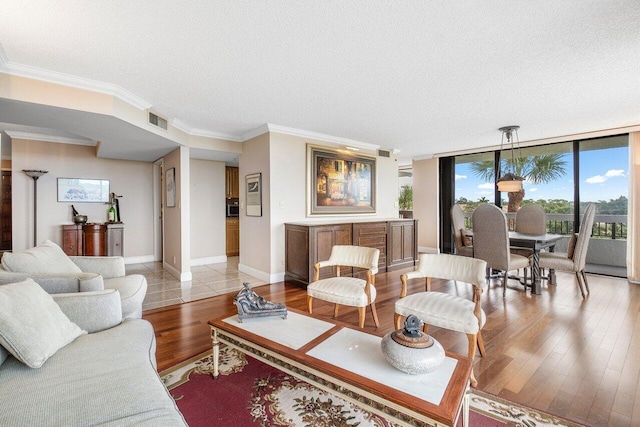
[{"x1": 23, "y1": 169, "x2": 48, "y2": 247}]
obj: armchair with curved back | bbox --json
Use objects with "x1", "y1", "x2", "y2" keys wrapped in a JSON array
[
  {"x1": 538, "y1": 203, "x2": 596, "y2": 298},
  {"x1": 395, "y1": 253, "x2": 487, "y2": 386},
  {"x1": 307, "y1": 245, "x2": 380, "y2": 328},
  {"x1": 451, "y1": 204, "x2": 473, "y2": 257},
  {"x1": 472, "y1": 203, "x2": 531, "y2": 297}
]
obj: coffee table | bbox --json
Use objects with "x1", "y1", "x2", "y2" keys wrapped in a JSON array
[{"x1": 208, "y1": 308, "x2": 472, "y2": 427}]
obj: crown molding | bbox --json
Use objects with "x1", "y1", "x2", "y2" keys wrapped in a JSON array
[
  {"x1": 240, "y1": 123, "x2": 380, "y2": 150},
  {"x1": 0, "y1": 48, "x2": 151, "y2": 110},
  {"x1": 4, "y1": 131, "x2": 95, "y2": 146},
  {"x1": 172, "y1": 119, "x2": 242, "y2": 142}
]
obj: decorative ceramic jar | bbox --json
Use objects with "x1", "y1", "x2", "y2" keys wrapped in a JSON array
[{"x1": 380, "y1": 315, "x2": 445, "y2": 375}]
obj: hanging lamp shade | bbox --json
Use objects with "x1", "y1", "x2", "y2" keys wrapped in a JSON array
[{"x1": 497, "y1": 126, "x2": 524, "y2": 192}]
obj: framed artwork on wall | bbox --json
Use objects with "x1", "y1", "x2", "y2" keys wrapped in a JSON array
[
  {"x1": 246, "y1": 172, "x2": 262, "y2": 217},
  {"x1": 308, "y1": 145, "x2": 376, "y2": 215},
  {"x1": 57, "y1": 178, "x2": 110, "y2": 203},
  {"x1": 166, "y1": 168, "x2": 176, "y2": 208}
]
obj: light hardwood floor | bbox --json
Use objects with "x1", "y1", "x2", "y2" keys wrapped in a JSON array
[{"x1": 143, "y1": 266, "x2": 640, "y2": 427}]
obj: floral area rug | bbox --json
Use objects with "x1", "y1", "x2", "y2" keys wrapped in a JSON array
[{"x1": 160, "y1": 347, "x2": 584, "y2": 427}]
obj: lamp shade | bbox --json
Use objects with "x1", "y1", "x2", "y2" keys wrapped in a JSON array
[{"x1": 497, "y1": 172, "x2": 524, "y2": 192}]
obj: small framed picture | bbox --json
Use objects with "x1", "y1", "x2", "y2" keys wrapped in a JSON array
[
  {"x1": 166, "y1": 168, "x2": 176, "y2": 208},
  {"x1": 246, "y1": 173, "x2": 262, "y2": 217}
]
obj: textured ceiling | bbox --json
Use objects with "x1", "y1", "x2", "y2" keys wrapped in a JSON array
[{"x1": 1, "y1": 1, "x2": 639, "y2": 163}]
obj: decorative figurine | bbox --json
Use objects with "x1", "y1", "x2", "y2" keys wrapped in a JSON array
[
  {"x1": 380, "y1": 314, "x2": 445, "y2": 374},
  {"x1": 233, "y1": 282, "x2": 287, "y2": 322}
]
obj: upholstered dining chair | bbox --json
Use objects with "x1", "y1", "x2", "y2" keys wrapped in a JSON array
[
  {"x1": 472, "y1": 203, "x2": 530, "y2": 297},
  {"x1": 395, "y1": 253, "x2": 487, "y2": 387},
  {"x1": 307, "y1": 245, "x2": 380, "y2": 328},
  {"x1": 538, "y1": 203, "x2": 596, "y2": 298},
  {"x1": 511, "y1": 204, "x2": 547, "y2": 258},
  {"x1": 451, "y1": 204, "x2": 473, "y2": 257}
]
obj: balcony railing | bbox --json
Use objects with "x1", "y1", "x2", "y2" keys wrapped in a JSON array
[{"x1": 462, "y1": 212, "x2": 627, "y2": 240}]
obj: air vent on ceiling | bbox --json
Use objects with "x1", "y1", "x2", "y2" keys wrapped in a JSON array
[
  {"x1": 148, "y1": 111, "x2": 168, "y2": 130},
  {"x1": 378, "y1": 149, "x2": 391, "y2": 158}
]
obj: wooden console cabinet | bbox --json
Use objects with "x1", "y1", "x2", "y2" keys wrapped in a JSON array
[
  {"x1": 62, "y1": 223, "x2": 124, "y2": 257},
  {"x1": 284, "y1": 219, "x2": 418, "y2": 287}
]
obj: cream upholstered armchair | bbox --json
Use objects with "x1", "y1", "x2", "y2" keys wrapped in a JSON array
[
  {"x1": 538, "y1": 203, "x2": 596, "y2": 298},
  {"x1": 307, "y1": 245, "x2": 380, "y2": 328},
  {"x1": 395, "y1": 253, "x2": 487, "y2": 386}
]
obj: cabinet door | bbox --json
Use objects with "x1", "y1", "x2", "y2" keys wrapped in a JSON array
[
  {"x1": 388, "y1": 220, "x2": 416, "y2": 270},
  {"x1": 312, "y1": 224, "x2": 352, "y2": 280},
  {"x1": 107, "y1": 224, "x2": 124, "y2": 256},
  {"x1": 62, "y1": 225, "x2": 82, "y2": 256},
  {"x1": 84, "y1": 224, "x2": 107, "y2": 256},
  {"x1": 226, "y1": 219, "x2": 239, "y2": 256},
  {"x1": 230, "y1": 167, "x2": 239, "y2": 198}
]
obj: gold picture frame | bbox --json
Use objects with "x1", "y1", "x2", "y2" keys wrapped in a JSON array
[{"x1": 308, "y1": 145, "x2": 376, "y2": 215}]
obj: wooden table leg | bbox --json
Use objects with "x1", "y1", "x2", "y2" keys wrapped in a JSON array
[
  {"x1": 211, "y1": 327, "x2": 220, "y2": 379},
  {"x1": 463, "y1": 387, "x2": 470, "y2": 427}
]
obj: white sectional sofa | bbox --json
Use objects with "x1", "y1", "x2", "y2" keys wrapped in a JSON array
[{"x1": 0, "y1": 281, "x2": 186, "y2": 426}]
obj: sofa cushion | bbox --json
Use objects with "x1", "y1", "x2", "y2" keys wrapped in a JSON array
[
  {"x1": 0, "y1": 279, "x2": 86, "y2": 368},
  {"x1": 1, "y1": 240, "x2": 82, "y2": 274},
  {"x1": 52, "y1": 290, "x2": 123, "y2": 334}
]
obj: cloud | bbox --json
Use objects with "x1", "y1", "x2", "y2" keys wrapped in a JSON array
[
  {"x1": 455, "y1": 174, "x2": 467, "y2": 181},
  {"x1": 477, "y1": 183, "x2": 494, "y2": 189},
  {"x1": 586, "y1": 175, "x2": 606, "y2": 184},
  {"x1": 528, "y1": 188, "x2": 538, "y2": 192},
  {"x1": 586, "y1": 169, "x2": 626, "y2": 184},
  {"x1": 605, "y1": 169, "x2": 625, "y2": 178}
]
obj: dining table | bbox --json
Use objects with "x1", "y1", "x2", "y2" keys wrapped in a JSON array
[
  {"x1": 465, "y1": 230, "x2": 565, "y2": 295},
  {"x1": 504, "y1": 231, "x2": 564, "y2": 294}
]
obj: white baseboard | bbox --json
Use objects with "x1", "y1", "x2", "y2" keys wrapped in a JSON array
[
  {"x1": 124, "y1": 255, "x2": 155, "y2": 265},
  {"x1": 162, "y1": 261, "x2": 193, "y2": 282},
  {"x1": 418, "y1": 246, "x2": 439, "y2": 254},
  {"x1": 191, "y1": 255, "x2": 227, "y2": 266},
  {"x1": 238, "y1": 263, "x2": 284, "y2": 284}
]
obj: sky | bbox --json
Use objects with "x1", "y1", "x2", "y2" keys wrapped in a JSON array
[{"x1": 453, "y1": 146, "x2": 628, "y2": 203}]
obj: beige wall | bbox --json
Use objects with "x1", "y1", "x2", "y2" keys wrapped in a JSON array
[
  {"x1": 238, "y1": 133, "x2": 271, "y2": 280},
  {"x1": 190, "y1": 158, "x2": 226, "y2": 263},
  {"x1": 162, "y1": 147, "x2": 192, "y2": 279},
  {"x1": 412, "y1": 158, "x2": 439, "y2": 253},
  {"x1": 12, "y1": 139, "x2": 154, "y2": 258},
  {"x1": 242, "y1": 132, "x2": 400, "y2": 281}
]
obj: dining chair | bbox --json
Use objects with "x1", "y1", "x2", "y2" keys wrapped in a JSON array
[
  {"x1": 307, "y1": 245, "x2": 380, "y2": 328},
  {"x1": 511, "y1": 204, "x2": 547, "y2": 257},
  {"x1": 472, "y1": 203, "x2": 530, "y2": 297},
  {"x1": 451, "y1": 204, "x2": 473, "y2": 257},
  {"x1": 538, "y1": 203, "x2": 596, "y2": 298},
  {"x1": 395, "y1": 253, "x2": 487, "y2": 386}
]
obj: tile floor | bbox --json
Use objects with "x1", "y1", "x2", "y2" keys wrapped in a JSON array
[{"x1": 126, "y1": 257, "x2": 266, "y2": 312}]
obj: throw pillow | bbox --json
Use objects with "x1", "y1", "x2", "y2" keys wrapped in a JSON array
[
  {"x1": 460, "y1": 228, "x2": 473, "y2": 247},
  {"x1": 0, "y1": 278, "x2": 86, "y2": 368},
  {"x1": 567, "y1": 233, "x2": 578, "y2": 260},
  {"x1": 1, "y1": 240, "x2": 82, "y2": 274}
]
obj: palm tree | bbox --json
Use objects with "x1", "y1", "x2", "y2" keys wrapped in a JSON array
[{"x1": 469, "y1": 154, "x2": 567, "y2": 212}]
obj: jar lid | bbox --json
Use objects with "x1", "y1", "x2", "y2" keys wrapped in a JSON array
[{"x1": 390, "y1": 329, "x2": 434, "y2": 349}]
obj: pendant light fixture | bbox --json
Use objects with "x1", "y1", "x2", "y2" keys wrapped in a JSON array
[{"x1": 496, "y1": 126, "x2": 524, "y2": 192}]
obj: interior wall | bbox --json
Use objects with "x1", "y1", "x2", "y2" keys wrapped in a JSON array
[
  {"x1": 162, "y1": 147, "x2": 185, "y2": 276},
  {"x1": 11, "y1": 139, "x2": 154, "y2": 258},
  {"x1": 266, "y1": 132, "x2": 400, "y2": 280},
  {"x1": 412, "y1": 157, "x2": 439, "y2": 253},
  {"x1": 190, "y1": 158, "x2": 226, "y2": 263},
  {"x1": 238, "y1": 133, "x2": 271, "y2": 280}
]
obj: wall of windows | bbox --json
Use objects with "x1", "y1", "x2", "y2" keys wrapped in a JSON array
[{"x1": 442, "y1": 134, "x2": 629, "y2": 272}]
